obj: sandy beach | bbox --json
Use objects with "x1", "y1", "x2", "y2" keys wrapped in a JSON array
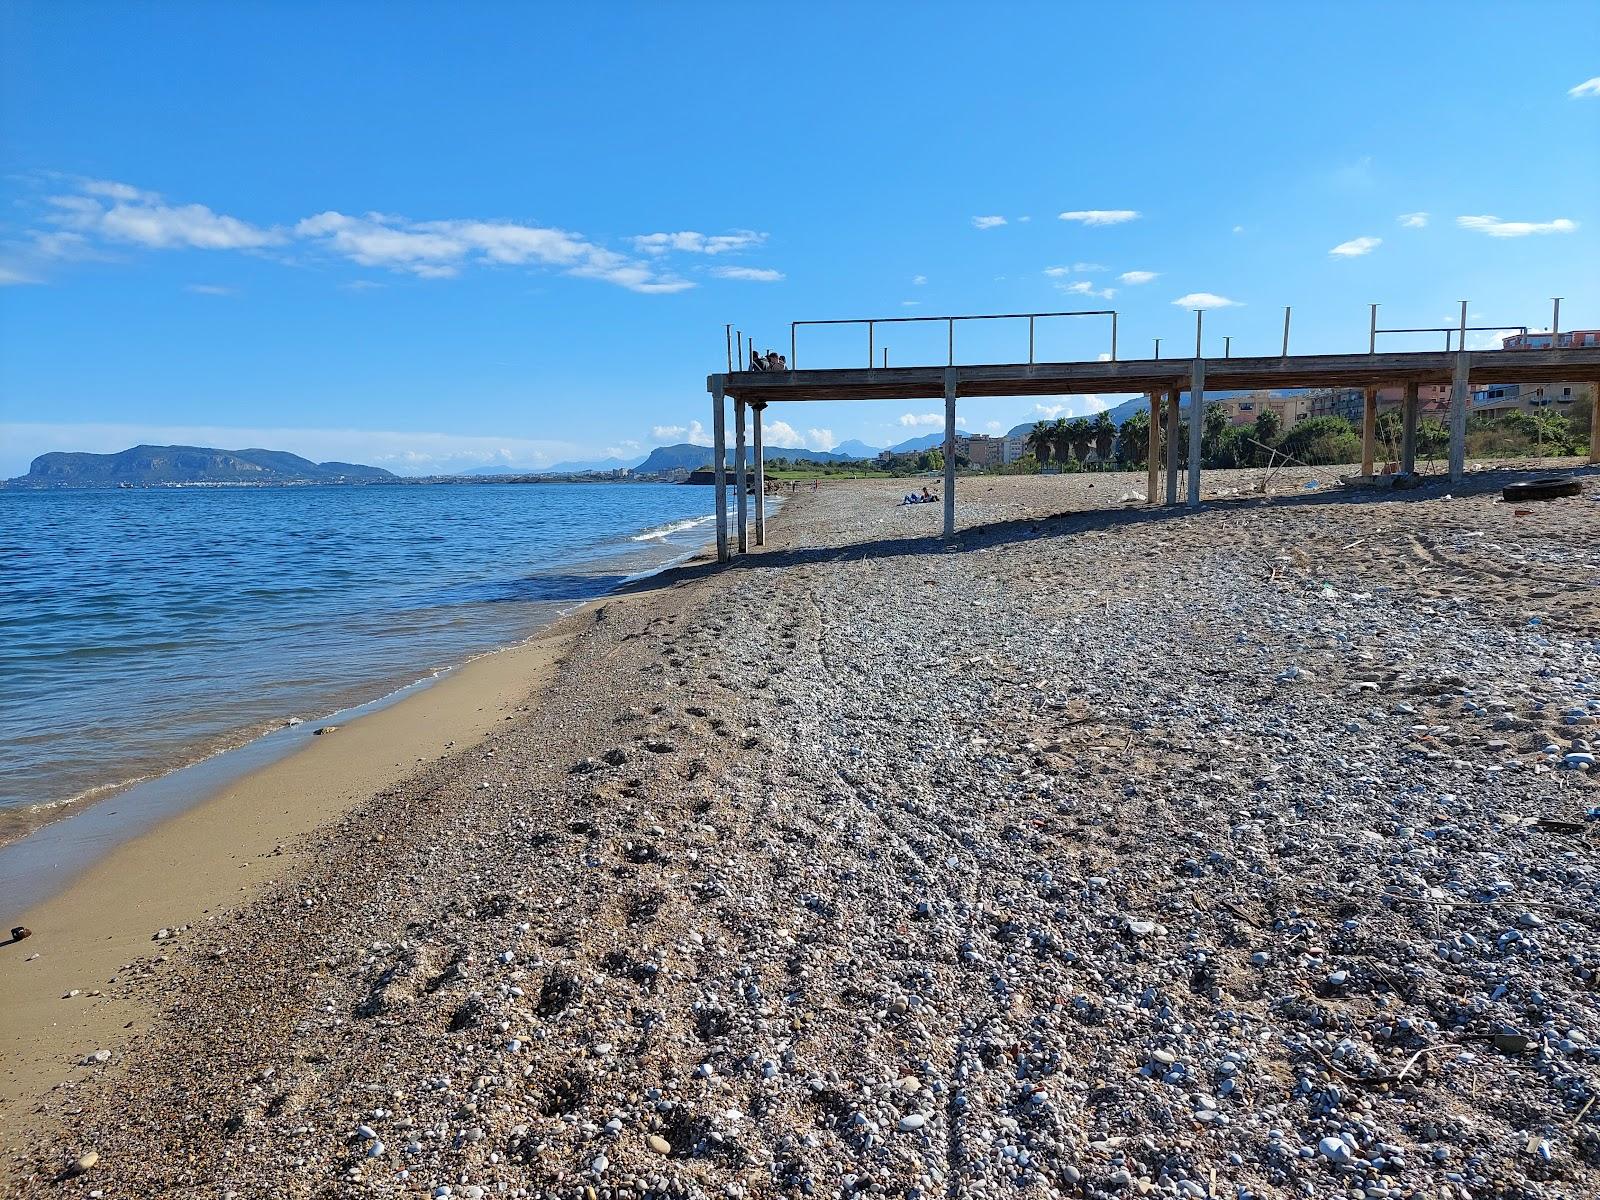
[{"x1": 5, "y1": 462, "x2": 1600, "y2": 1197}]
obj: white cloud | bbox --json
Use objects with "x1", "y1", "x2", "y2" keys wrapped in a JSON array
[
  {"x1": 985, "y1": 420, "x2": 1003, "y2": 433},
  {"x1": 185, "y1": 283, "x2": 236, "y2": 296},
  {"x1": 1058, "y1": 280, "x2": 1116, "y2": 299},
  {"x1": 1398, "y1": 212, "x2": 1429, "y2": 228},
  {"x1": 1043, "y1": 266, "x2": 1071, "y2": 277},
  {"x1": 898, "y1": 412, "x2": 967, "y2": 429},
  {"x1": 901, "y1": 299, "x2": 920, "y2": 307},
  {"x1": 630, "y1": 231, "x2": 766, "y2": 255},
  {"x1": 649, "y1": 420, "x2": 711, "y2": 446},
  {"x1": 1016, "y1": 216, "x2": 1032, "y2": 223},
  {"x1": 1456, "y1": 214, "x2": 1578, "y2": 238},
  {"x1": 1058, "y1": 210, "x2": 1140, "y2": 226},
  {"x1": 710, "y1": 265, "x2": 784, "y2": 282},
  {"x1": 0, "y1": 265, "x2": 41, "y2": 286},
  {"x1": 757, "y1": 420, "x2": 840, "y2": 452},
  {"x1": 911, "y1": 274, "x2": 926, "y2": 286},
  {"x1": 1033, "y1": 402, "x2": 1065, "y2": 418},
  {"x1": 1569, "y1": 76, "x2": 1600, "y2": 98},
  {"x1": 806, "y1": 428, "x2": 837, "y2": 451},
  {"x1": 1467, "y1": 328, "x2": 1519, "y2": 351},
  {"x1": 972, "y1": 215, "x2": 1007, "y2": 229},
  {"x1": 1119, "y1": 270, "x2": 1158, "y2": 284},
  {"x1": 1232, "y1": 225, "x2": 1245, "y2": 235},
  {"x1": 0, "y1": 422, "x2": 580, "y2": 479},
  {"x1": 47, "y1": 181, "x2": 283, "y2": 250},
  {"x1": 1073, "y1": 262, "x2": 1106, "y2": 272},
  {"x1": 295, "y1": 210, "x2": 693, "y2": 292},
  {"x1": 1329, "y1": 236, "x2": 1382, "y2": 257},
  {"x1": 1172, "y1": 292, "x2": 1242, "y2": 309}
]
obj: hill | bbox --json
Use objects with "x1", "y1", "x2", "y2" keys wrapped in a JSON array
[
  {"x1": 886, "y1": 432, "x2": 946, "y2": 454},
  {"x1": 634, "y1": 443, "x2": 716, "y2": 474},
  {"x1": 831, "y1": 439, "x2": 880, "y2": 459},
  {"x1": 6, "y1": 445, "x2": 397, "y2": 488}
]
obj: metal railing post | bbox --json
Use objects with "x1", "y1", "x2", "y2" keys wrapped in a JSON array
[
  {"x1": 1111, "y1": 312, "x2": 1118, "y2": 362},
  {"x1": 1154, "y1": 337, "x2": 1161, "y2": 360},
  {"x1": 1029, "y1": 316, "x2": 1035, "y2": 364},
  {"x1": 1369, "y1": 303, "x2": 1378, "y2": 353},
  {"x1": 868, "y1": 321, "x2": 874, "y2": 369},
  {"x1": 1552, "y1": 297, "x2": 1562, "y2": 348},
  {"x1": 725, "y1": 324, "x2": 733, "y2": 373},
  {"x1": 947, "y1": 317, "x2": 954, "y2": 366},
  {"x1": 790, "y1": 323, "x2": 796, "y2": 368},
  {"x1": 1194, "y1": 309, "x2": 1204, "y2": 357},
  {"x1": 1223, "y1": 335, "x2": 1231, "y2": 359},
  {"x1": 1282, "y1": 307, "x2": 1291, "y2": 357}
]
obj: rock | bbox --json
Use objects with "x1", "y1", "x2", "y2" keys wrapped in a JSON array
[
  {"x1": 1493, "y1": 1027, "x2": 1534, "y2": 1054},
  {"x1": 898, "y1": 1113, "x2": 926, "y2": 1131},
  {"x1": 10, "y1": 925, "x2": 31, "y2": 942},
  {"x1": 313, "y1": 725, "x2": 340, "y2": 736},
  {"x1": 647, "y1": 1134, "x2": 671, "y2": 1155},
  {"x1": 81, "y1": 1050, "x2": 111, "y2": 1066},
  {"x1": 1318, "y1": 1136, "x2": 1356, "y2": 1165},
  {"x1": 67, "y1": 1152, "x2": 99, "y2": 1176},
  {"x1": 1124, "y1": 918, "x2": 1157, "y2": 937}
]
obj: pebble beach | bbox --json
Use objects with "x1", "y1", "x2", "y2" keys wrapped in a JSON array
[{"x1": 7, "y1": 463, "x2": 1600, "y2": 1199}]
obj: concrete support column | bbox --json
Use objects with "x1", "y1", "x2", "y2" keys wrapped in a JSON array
[
  {"x1": 752, "y1": 402, "x2": 767, "y2": 546},
  {"x1": 1186, "y1": 362, "x2": 1205, "y2": 508},
  {"x1": 711, "y1": 379, "x2": 729, "y2": 563},
  {"x1": 1361, "y1": 387, "x2": 1378, "y2": 477},
  {"x1": 942, "y1": 369, "x2": 958, "y2": 538},
  {"x1": 1164, "y1": 389, "x2": 1180, "y2": 505},
  {"x1": 734, "y1": 399, "x2": 748, "y2": 554},
  {"x1": 1400, "y1": 382, "x2": 1419, "y2": 475},
  {"x1": 1448, "y1": 353, "x2": 1470, "y2": 483},
  {"x1": 1145, "y1": 391, "x2": 1160, "y2": 504}
]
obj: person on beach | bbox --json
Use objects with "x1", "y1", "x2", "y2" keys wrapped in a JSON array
[{"x1": 765, "y1": 351, "x2": 786, "y2": 371}]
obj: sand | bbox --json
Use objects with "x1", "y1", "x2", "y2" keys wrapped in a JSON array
[{"x1": 0, "y1": 617, "x2": 582, "y2": 1137}]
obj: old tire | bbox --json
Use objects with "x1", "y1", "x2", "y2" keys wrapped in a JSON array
[{"x1": 1501, "y1": 476, "x2": 1582, "y2": 503}]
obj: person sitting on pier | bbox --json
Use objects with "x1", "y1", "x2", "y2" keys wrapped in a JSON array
[
  {"x1": 748, "y1": 347, "x2": 767, "y2": 372},
  {"x1": 765, "y1": 350, "x2": 786, "y2": 371}
]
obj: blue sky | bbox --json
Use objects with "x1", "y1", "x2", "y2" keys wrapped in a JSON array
[{"x1": 2, "y1": 1, "x2": 1597, "y2": 476}]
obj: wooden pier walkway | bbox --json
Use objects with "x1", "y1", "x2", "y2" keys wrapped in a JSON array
[{"x1": 705, "y1": 339, "x2": 1600, "y2": 563}]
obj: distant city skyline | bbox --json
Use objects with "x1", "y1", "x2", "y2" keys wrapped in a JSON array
[{"x1": 2, "y1": 2, "x2": 1597, "y2": 476}]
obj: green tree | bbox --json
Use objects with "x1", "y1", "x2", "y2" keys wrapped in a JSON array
[
  {"x1": 1253, "y1": 407, "x2": 1283, "y2": 450},
  {"x1": 1052, "y1": 417, "x2": 1072, "y2": 468},
  {"x1": 1067, "y1": 416, "x2": 1093, "y2": 464},
  {"x1": 1091, "y1": 411, "x2": 1116, "y2": 467},
  {"x1": 1118, "y1": 409, "x2": 1151, "y2": 468},
  {"x1": 1026, "y1": 421, "x2": 1054, "y2": 468},
  {"x1": 1280, "y1": 415, "x2": 1361, "y2": 465}
]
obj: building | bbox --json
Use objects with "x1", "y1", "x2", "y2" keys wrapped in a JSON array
[
  {"x1": 1003, "y1": 433, "x2": 1030, "y2": 463},
  {"x1": 1501, "y1": 330, "x2": 1600, "y2": 350},
  {"x1": 958, "y1": 433, "x2": 1005, "y2": 467},
  {"x1": 1473, "y1": 380, "x2": 1597, "y2": 414},
  {"x1": 1215, "y1": 391, "x2": 1317, "y2": 430}
]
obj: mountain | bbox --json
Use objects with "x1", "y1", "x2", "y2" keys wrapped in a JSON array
[
  {"x1": 635, "y1": 443, "x2": 717, "y2": 474},
  {"x1": 6, "y1": 445, "x2": 396, "y2": 488},
  {"x1": 460, "y1": 455, "x2": 644, "y2": 476},
  {"x1": 886, "y1": 432, "x2": 946, "y2": 454},
  {"x1": 763, "y1": 445, "x2": 860, "y2": 464},
  {"x1": 830, "y1": 439, "x2": 880, "y2": 459},
  {"x1": 543, "y1": 455, "x2": 645, "y2": 474}
]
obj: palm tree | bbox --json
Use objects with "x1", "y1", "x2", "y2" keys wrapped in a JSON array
[
  {"x1": 1091, "y1": 411, "x2": 1116, "y2": 467},
  {"x1": 1026, "y1": 421, "x2": 1054, "y2": 468},
  {"x1": 1052, "y1": 417, "x2": 1072, "y2": 469},
  {"x1": 1067, "y1": 417, "x2": 1093, "y2": 465},
  {"x1": 1118, "y1": 410, "x2": 1150, "y2": 468}
]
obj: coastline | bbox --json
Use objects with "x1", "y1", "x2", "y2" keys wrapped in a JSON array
[{"x1": 0, "y1": 599, "x2": 591, "y2": 1133}]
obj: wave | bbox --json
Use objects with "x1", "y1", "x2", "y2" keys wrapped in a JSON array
[{"x1": 630, "y1": 513, "x2": 717, "y2": 541}]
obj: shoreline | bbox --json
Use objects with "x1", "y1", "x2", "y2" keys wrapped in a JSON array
[{"x1": 0, "y1": 579, "x2": 605, "y2": 1132}]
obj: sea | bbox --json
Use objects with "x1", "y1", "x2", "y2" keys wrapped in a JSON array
[{"x1": 0, "y1": 482, "x2": 727, "y2": 851}]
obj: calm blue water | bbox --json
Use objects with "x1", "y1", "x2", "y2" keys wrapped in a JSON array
[{"x1": 0, "y1": 482, "x2": 721, "y2": 839}]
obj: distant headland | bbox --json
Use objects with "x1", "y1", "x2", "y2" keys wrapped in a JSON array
[{"x1": 4, "y1": 445, "x2": 397, "y2": 488}]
